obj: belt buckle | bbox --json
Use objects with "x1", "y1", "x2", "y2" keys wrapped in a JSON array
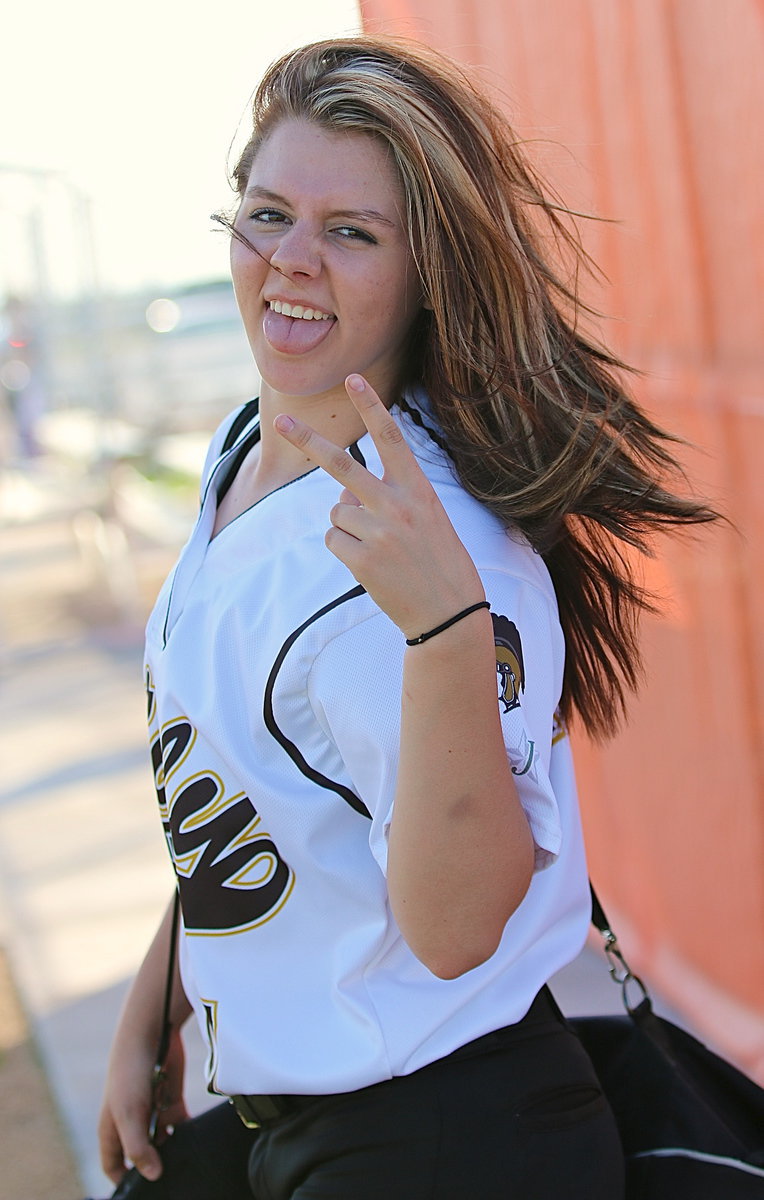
[
  {"x1": 230, "y1": 1093, "x2": 286, "y2": 1128},
  {"x1": 230, "y1": 1095, "x2": 261, "y2": 1128}
]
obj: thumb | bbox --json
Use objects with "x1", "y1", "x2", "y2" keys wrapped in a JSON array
[
  {"x1": 130, "y1": 1146, "x2": 163, "y2": 1183},
  {"x1": 122, "y1": 1124, "x2": 163, "y2": 1183},
  {"x1": 100, "y1": 1108, "x2": 162, "y2": 1186}
]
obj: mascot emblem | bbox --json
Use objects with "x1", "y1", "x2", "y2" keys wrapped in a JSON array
[{"x1": 492, "y1": 613, "x2": 525, "y2": 713}]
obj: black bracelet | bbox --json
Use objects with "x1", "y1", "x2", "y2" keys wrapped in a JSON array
[{"x1": 405, "y1": 600, "x2": 491, "y2": 646}]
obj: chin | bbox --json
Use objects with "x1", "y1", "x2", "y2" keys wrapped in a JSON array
[{"x1": 256, "y1": 367, "x2": 347, "y2": 402}]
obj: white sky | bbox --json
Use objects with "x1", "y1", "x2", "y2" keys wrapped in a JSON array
[{"x1": 1, "y1": 0, "x2": 362, "y2": 297}]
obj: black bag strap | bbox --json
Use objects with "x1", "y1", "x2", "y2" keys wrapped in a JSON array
[
  {"x1": 156, "y1": 886, "x2": 647, "y2": 1042},
  {"x1": 587, "y1": 885, "x2": 764, "y2": 1150},
  {"x1": 155, "y1": 889, "x2": 182, "y2": 1068},
  {"x1": 588, "y1": 882, "x2": 651, "y2": 1014},
  {"x1": 150, "y1": 403, "x2": 259, "y2": 1098},
  {"x1": 155, "y1": 887, "x2": 647, "y2": 1091},
  {"x1": 148, "y1": 889, "x2": 182, "y2": 1142},
  {"x1": 589, "y1": 883, "x2": 611, "y2": 938}
]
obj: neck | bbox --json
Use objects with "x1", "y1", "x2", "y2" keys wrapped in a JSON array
[{"x1": 255, "y1": 382, "x2": 369, "y2": 488}]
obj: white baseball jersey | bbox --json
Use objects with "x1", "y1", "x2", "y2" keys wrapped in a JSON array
[{"x1": 143, "y1": 393, "x2": 590, "y2": 1098}]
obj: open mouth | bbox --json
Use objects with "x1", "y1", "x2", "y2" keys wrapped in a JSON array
[
  {"x1": 263, "y1": 300, "x2": 337, "y2": 354},
  {"x1": 268, "y1": 299, "x2": 335, "y2": 322}
]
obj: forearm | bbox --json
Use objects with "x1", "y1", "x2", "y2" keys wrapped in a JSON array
[
  {"x1": 100, "y1": 894, "x2": 191, "y2": 1183},
  {"x1": 387, "y1": 606, "x2": 534, "y2": 978},
  {"x1": 274, "y1": 379, "x2": 535, "y2": 973}
]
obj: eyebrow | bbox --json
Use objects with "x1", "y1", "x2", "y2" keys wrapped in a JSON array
[{"x1": 244, "y1": 186, "x2": 398, "y2": 229}]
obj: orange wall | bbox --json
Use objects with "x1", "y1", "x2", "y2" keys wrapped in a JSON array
[{"x1": 361, "y1": 0, "x2": 764, "y2": 1077}]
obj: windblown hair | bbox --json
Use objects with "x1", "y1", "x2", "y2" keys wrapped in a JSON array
[{"x1": 225, "y1": 36, "x2": 717, "y2": 739}]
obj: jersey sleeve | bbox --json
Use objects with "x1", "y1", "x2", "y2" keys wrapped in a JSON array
[{"x1": 306, "y1": 568, "x2": 564, "y2": 876}]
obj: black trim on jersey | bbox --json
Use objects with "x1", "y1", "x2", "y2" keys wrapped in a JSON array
[
  {"x1": 216, "y1": 425, "x2": 261, "y2": 507},
  {"x1": 216, "y1": 400, "x2": 334, "y2": 517},
  {"x1": 217, "y1": 399, "x2": 261, "y2": 506},
  {"x1": 264, "y1": 584, "x2": 372, "y2": 819},
  {"x1": 163, "y1": 401, "x2": 261, "y2": 647},
  {"x1": 396, "y1": 395, "x2": 451, "y2": 457},
  {"x1": 220, "y1": 409, "x2": 363, "y2": 507},
  {"x1": 222, "y1": 398, "x2": 260, "y2": 454}
]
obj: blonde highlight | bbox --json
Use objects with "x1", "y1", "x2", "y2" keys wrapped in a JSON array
[{"x1": 226, "y1": 36, "x2": 718, "y2": 739}]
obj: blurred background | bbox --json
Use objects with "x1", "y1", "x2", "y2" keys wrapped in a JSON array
[{"x1": 1, "y1": 1, "x2": 762, "y2": 1196}]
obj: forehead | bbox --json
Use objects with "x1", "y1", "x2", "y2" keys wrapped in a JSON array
[{"x1": 246, "y1": 119, "x2": 404, "y2": 211}]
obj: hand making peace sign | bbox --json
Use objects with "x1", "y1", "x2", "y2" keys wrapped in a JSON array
[{"x1": 274, "y1": 374, "x2": 486, "y2": 643}]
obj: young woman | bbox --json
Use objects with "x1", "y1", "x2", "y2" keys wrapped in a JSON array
[{"x1": 99, "y1": 37, "x2": 715, "y2": 1199}]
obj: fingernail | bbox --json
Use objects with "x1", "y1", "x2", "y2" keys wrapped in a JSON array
[
  {"x1": 274, "y1": 414, "x2": 295, "y2": 432},
  {"x1": 346, "y1": 374, "x2": 365, "y2": 393}
]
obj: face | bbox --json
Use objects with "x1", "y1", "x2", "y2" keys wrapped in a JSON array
[{"x1": 230, "y1": 119, "x2": 423, "y2": 408}]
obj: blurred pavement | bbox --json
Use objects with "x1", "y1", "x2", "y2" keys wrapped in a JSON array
[
  {"x1": 0, "y1": 458, "x2": 212, "y2": 1198},
  {"x1": 0, "y1": 456, "x2": 681, "y2": 1198}
]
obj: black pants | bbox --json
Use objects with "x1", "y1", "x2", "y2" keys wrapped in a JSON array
[{"x1": 246, "y1": 988, "x2": 625, "y2": 1199}]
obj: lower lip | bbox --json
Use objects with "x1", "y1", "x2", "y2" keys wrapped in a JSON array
[{"x1": 262, "y1": 308, "x2": 336, "y2": 355}]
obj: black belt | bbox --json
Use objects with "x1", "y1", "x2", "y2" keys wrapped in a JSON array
[{"x1": 229, "y1": 1091, "x2": 319, "y2": 1128}]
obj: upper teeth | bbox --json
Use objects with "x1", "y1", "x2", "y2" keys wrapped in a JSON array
[{"x1": 269, "y1": 300, "x2": 333, "y2": 321}]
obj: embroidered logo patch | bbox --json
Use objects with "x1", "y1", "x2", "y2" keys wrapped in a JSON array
[{"x1": 492, "y1": 613, "x2": 525, "y2": 712}]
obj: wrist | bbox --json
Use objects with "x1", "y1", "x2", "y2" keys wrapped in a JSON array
[{"x1": 405, "y1": 600, "x2": 490, "y2": 646}]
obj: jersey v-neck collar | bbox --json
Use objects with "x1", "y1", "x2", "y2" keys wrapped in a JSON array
[
  {"x1": 209, "y1": 416, "x2": 323, "y2": 548},
  {"x1": 159, "y1": 393, "x2": 444, "y2": 645},
  {"x1": 207, "y1": 409, "x2": 373, "y2": 547},
  {"x1": 161, "y1": 412, "x2": 369, "y2": 644}
]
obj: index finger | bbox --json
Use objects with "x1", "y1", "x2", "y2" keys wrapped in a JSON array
[
  {"x1": 344, "y1": 374, "x2": 416, "y2": 470},
  {"x1": 273, "y1": 410, "x2": 380, "y2": 502}
]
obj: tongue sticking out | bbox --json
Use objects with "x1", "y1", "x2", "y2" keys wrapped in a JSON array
[{"x1": 263, "y1": 308, "x2": 336, "y2": 354}]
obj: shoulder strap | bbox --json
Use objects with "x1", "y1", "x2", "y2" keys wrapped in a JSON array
[
  {"x1": 155, "y1": 402, "x2": 255, "y2": 1060},
  {"x1": 148, "y1": 889, "x2": 181, "y2": 1142},
  {"x1": 589, "y1": 883, "x2": 650, "y2": 1013},
  {"x1": 155, "y1": 889, "x2": 181, "y2": 1070},
  {"x1": 589, "y1": 883, "x2": 611, "y2": 938},
  {"x1": 155, "y1": 880, "x2": 644, "y2": 1067}
]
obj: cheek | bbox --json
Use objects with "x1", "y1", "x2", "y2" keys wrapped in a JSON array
[
  {"x1": 231, "y1": 245, "x2": 267, "y2": 302},
  {"x1": 365, "y1": 259, "x2": 419, "y2": 319}
]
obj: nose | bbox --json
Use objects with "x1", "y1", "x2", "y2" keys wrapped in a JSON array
[{"x1": 268, "y1": 221, "x2": 321, "y2": 279}]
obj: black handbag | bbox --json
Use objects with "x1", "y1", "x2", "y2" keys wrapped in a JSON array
[
  {"x1": 571, "y1": 887, "x2": 764, "y2": 1198},
  {"x1": 91, "y1": 894, "x2": 256, "y2": 1200},
  {"x1": 100, "y1": 1101, "x2": 255, "y2": 1199},
  {"x1": 95, "y1": 890, "x2": 764, "y2": 1199}
]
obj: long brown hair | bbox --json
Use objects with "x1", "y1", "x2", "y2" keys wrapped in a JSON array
[{"x1": 224, "y1": 36, "x2": 717, "y2": 739}]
